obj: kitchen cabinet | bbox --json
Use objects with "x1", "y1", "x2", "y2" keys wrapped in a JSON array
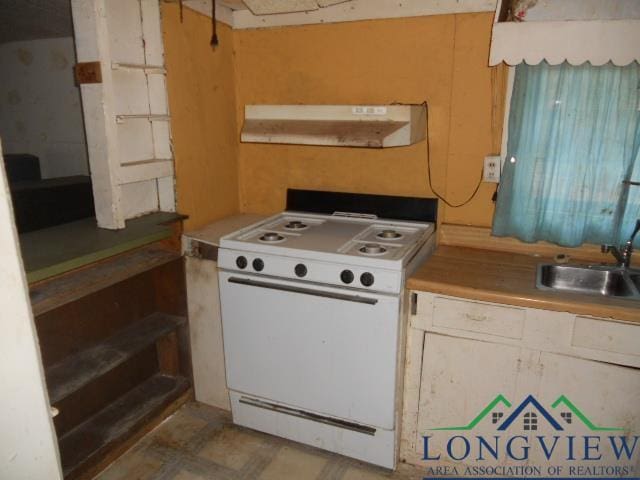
[
  {"x1": 182, "y1": 214, "x2": 265, "y2": 411},
  {"x1": 184, "y1": 254, "x2": 230, "y2": 410},
  {"x1": 529, "y1": 352, "x2": 640, "y2": 469},
  {"x1": 401, "y1": 291, "x2": 640, "y2": 470}
]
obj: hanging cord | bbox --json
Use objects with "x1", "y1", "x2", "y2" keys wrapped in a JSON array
[
  {"x1": 424, "y1": 101, "x2": 484, "y2": 208},
  {"x1": 211, "y1": 0, "x2": 219, "y2": 47},
  {"x1": 179, "y1": 0, "x2": 184, "y2": 22}
]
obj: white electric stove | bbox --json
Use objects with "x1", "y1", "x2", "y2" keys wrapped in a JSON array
[{"x1": 217, "y1": 199, "x2": 436, "y2": 469}]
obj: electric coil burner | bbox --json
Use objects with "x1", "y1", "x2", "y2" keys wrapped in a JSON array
[{"x1": 217, "y1": 190, "x2": 437, "y2": 470}]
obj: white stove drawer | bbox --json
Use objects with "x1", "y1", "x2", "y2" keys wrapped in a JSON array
[{"x1": 218, "y1": 270, "x2": 401, "y2": 430}]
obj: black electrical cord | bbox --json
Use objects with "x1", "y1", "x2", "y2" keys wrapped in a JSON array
[
  {"x1": 423, "y1": 101, "x2": 484, "y2": 208},
  {"x1": 211, "y1": 0, "x2": 219, "y2": 46}
]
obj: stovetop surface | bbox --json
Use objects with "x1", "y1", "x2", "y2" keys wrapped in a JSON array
[{"x1": 220, "y1": 212, "x2": 434, "y2": 263}]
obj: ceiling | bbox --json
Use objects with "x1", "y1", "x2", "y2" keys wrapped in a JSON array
[
  {"x1": 0, "y1": 0, "x2": 74, "y2": 44},
  {"x1": 220, "y1": 0, "x2": 350, "y2": 15}
]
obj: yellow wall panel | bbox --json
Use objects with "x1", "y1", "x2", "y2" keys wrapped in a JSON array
[
  {"x1": 444, "y1": 13, "x2": 506, "y2": 226},
  {"x1": 233, "y1": 13, "x2": 503, "y2": 226},
  {"x1": 164, "y1": 9, "x2": 504, "y2": 228},
  {"x1": 162, "y1": 4, "x2": 240, "y2": 231}
]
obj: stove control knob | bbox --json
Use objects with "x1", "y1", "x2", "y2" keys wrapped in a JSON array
[
  {"x1": 295, "y1": 264, "x2": 307, "y2": 278},
  {"x1": 236, "y1": 256, "x2": 248, "y2": 269},
  {"x1": 340, "y1": 270, "x2": 354, "y2": 284},
  {"x1": 360, "y1": 272, "x2": 375, "y2": 287},
  {"x1": 253, "y1": 258, "x2": 264, "y2": 272}
]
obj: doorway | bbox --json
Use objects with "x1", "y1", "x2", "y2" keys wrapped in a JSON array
[{"x1": 0, "y1": 0, "x2": 95, "y2": 234}]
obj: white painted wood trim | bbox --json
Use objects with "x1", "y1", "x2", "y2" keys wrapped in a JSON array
[
  {"x1": 490, "y1": 19, "x2": 640, "y2": 66},
  {"x1": 73, "y1": 0, "x2": 176, "y2": 228},
  {"x1": 184, "y1": 256, "x2": 231, "y2": 410},
  {"x1": 183, "y1": 0, "x2": 235, "y2": 25},
  {"x1": 157, "y1": 176, "x2": 177, "y2": 212},
  {"x1": 242, "y1": 0, "x2": 318, "y2": 15},
  {"x1": 0, "y1": 138, "x2": 63, "y2": 480},
  {"x1": 498, "y1": 66, "x2": 515, "y2": 173},
  {"x1": 185, "y1": 0, "x2": 496, "y2": 29},
  {"x1": 118, "y1": 158, "x2": 174, "y2": 184},
  {"x1": 410, "y1": 291, "x2": 640, "y2": 369},
  {"x1": 72, "y1": 0, "x2": 125, "y2": 229},
  {"x1": 111, "y1": 62, "x2": 166, "y2": 74},
  {"x1": 399, "y1": 326, "x2": 425, "y2": 464}
]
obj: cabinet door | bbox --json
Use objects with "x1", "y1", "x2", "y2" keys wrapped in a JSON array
[
  {"x1": 531, "y1": 352, "x2": 640, "y2": 470},
  {"x1": 415, "y1": 333, "x2": 525, "y2": 462},
  {"x1": 185, "y1": 256, "x2": 230, "y2": 410}
]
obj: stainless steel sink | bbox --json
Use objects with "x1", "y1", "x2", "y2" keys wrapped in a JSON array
[{"x1": 537, "y1": 264, "x2": 640, "y2": 299}]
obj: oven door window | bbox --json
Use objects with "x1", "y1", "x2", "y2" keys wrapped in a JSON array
[{"x1": 218, "y1": 271, "x2": 401, "y2": 430}]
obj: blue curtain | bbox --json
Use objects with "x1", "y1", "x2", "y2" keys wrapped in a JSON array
[{"x1": 492, "y1": 61, "x2": 640, "y2": 247}]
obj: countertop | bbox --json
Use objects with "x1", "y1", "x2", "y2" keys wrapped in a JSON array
[
  {"x1": 183, "y1": 214, "x2": 267, "y2": 247},
  {"x1": 407, "y1": 245, "x2": 640, "y2": 324},
  {"x1": 22, "y1": 212, "x2": 183, "y2": 284}
]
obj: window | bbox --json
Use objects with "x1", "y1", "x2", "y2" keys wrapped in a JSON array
[
  {"x1": 523, "y1": 412, "x2": 538, "y2": 431},
  {"x1": 492, "y1": 412, "x2": 504, "y2": 424},
  {"x1": 493, "y1": 62, "x2": 640, "y2": 247},
  {"x1": 561, "y1": 412, "x2": 573, "y2": 424}
]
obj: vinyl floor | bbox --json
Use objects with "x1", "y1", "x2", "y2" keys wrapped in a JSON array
[{"x1": 95, "y1": 402, "x2": 426, "y2": 480}]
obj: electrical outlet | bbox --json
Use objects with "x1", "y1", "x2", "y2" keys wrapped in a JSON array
[{"x1": 483, "y1": 155, "x2": 501, "y2": 183}]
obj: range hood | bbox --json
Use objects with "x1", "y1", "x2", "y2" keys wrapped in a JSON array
[{"x1": 240, "y1": 104, "x2": 427, "y2": 148}]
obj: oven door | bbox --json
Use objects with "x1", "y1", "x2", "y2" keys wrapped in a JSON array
[{"x1": 218, "y1": 270, "x2": 401, "y2": 430}]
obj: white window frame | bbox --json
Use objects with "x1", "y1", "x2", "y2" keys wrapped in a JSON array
[{"x1": 499, "y1": 66, "x2": 516, "y2": 176}]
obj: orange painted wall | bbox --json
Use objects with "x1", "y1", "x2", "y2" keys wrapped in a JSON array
[
  {"x1": 233, "y1": 13, "x2": 505, "y2": 227},
  {"x1": 162, "y1": 9, "x2": 505, "y2": 229},
  {"x1": 162, "y1": 4, "x2": 240, "y2": 231}
]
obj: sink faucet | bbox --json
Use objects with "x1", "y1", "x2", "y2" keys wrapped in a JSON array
[{"x1": 602, "y1": 219, "x2": 640, "y2": 268}]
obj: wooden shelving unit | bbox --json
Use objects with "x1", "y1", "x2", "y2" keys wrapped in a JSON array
[
  {"x1": 30, "y1": 245, "x2": 181, "y2": 316},
  {"x1": 46, "y1": 312, "x2": 186, "y2": 404},
  {"x1": 59, "y1": 375, "x2": 189, "y2": 479},
  {"x1": 31, "y1": 239, "x2": 190, "y2": 479}
]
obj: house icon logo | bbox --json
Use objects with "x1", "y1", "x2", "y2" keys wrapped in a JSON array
[
  {"x1": 423, "y1": 394, "x2": 637, "y2": 472},
  {"x1": 430, "y1": 394, "x2": 623, "y2": 432}
]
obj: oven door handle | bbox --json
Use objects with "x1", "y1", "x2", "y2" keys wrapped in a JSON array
[{"x1": 227, "y1": 277, "x2": 378, "y2": 305}]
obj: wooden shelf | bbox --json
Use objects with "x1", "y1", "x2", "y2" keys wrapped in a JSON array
[
  {"x1": 111, "y1": 62, "x2": 166, "y2": 74},
  {"x1": 58, "y1": 374, "x2": 189, "y2": 478},
  {"x1": 30, "y1": 246, "x2": 181, "y2": 317},
  {"x1": 118, "y1": 158, "x2": 175, "y2": 185},
  {"x1": 46, "y1": 313, "x2": 186, "y2": 405},
  {"x1": 115, "y1": 114, "x2": 170, "y2": 123}
]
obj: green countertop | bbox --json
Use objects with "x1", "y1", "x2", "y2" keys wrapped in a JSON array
[{"x1": 21, "y1": 212, "x2": 183, "y2": 284}]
